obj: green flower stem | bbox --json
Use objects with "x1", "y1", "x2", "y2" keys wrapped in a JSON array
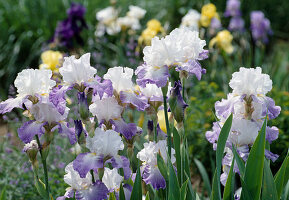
[
  {"x1": 35, "y1": 135, "x2": 50, "y2": 199},
  {"x1": 162, "y1": 90, "x2": 171, "y2": 158},
  {"x1": 182, "y1": 78, "x2": 185, "y2": 102},
  {"x1": 154, "y1": 119, "x2": 158, "y2": 142}
]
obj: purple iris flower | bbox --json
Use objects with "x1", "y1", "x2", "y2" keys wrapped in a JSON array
[
  {"x1": 224, "y1": 0, "x2": 241, "y2": 17},
  {"x1": 228, "y1": 17, "x2": 245, "y2": 32},
  {"x1": 54, "y1": 3, "x2": 87, "y2": 48},
  {"x1": 250, "y1": 11, "x2": 272, "y2": 43}
]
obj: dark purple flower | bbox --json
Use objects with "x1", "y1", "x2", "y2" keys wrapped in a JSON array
[
  {"x1": 250, "y1": 11, "x2": 272, "y2": 43},
  {"x1": 168, "y1": 81, "x2": 188, "y2": 123},
  {"x1": 74, "y1": 119, "x2": 85, "y2": 139},
  {"x1": 67, "y1": 3, "x2": 86, "y2": 18},
  {"x1": 54, "y1": 3, "x2": 87, "y2": 48},
  {"x1": 78, "y1": 92, "x2": 89, "y2": 119}
]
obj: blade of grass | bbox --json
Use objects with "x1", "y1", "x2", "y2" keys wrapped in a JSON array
[{"x1": 194, "y1": 158, "x2": 212, "y2": 196}]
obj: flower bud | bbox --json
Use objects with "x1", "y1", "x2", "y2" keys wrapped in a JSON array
[
  {"x1": 23, "y1": 140, "x2": 39, "y2": 166},
  {"x1": 74, "y1": 119, "x2": 86, "y2": 144},
  {"x1": 168, "y1": 81, "x2": 188, "y2": 123},
  {"x1": 78, "y1": 92, "x2": 89, "y2": 120}
]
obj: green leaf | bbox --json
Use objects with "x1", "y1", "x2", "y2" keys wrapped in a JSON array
[
  {"x1": 194, "y1": 158, "x2": 212, "y2": 195},
  {"x1": 0, "y1": 186, "x2": 6, "y2": 200},
  {"x1": 184, "y1": 140, "x2": 191, "y2": 177},
  {"x1": 211, "y1": 114, "x2": 233, "y2": 200},
  {"x1": 241, "y1": 117, "x2": 267, "y2": 200},
  {"x1": 131, "y1": 167, "x2": 142, "y2": 200},
  {"x1": 240, "y1": 177, "x2": 253, "y2": 199},
  {"x1": 145, "y1": 192, "x2": 150, "y2": 200},
  {"x1": 34, "y1": 177, "x2": 49, "y2": 199},
  {"x1": 109, "y1": 192, "x2": 117, "y2": 200},
  {"x1": 262, "y1": 160, "x2": 278, "y2": 200},
  {"x1": 168, "y1": 156, "x2": 180, "y2": 200},
  {"x1": 185, "y1": 172, "x2": 199, "y2": 200},
  {"x1": 119, "y1": 184, "x2": 126, "y2": 200},
  {"x1": 231, "y1": 144, "x2": 245, "y2": 178},
  {"x1": 173, "y1": 127, "x2": 181, "y2": 185},
  {"x1": 282, "y1": 180, "x2": 289, "y2": 200},
  {"x1": 211, "y1": 169, "x2": 219, "y2": 200},
  {"x1": 157, "y1": 153, "x2": 168, "y2": 182},
  {"x1": 180, "y1": 179, "x2": 189, "y2": 200},
  {"x1": 274, "y1": 151, "x2": 289, "y2": 199},
  {"x1": 223, "y1": 157, "x2": 235, "y2": 200}
]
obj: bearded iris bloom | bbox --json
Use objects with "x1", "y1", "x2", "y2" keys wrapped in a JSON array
[
  {"x1": 0, "y1": 69, "x2": 56, "y2": 114},
  {"x1": 137, "y1": 28, "x2": 207, "y2": 88},
  {"x1": 206, "y1": 67, "x2": 281, "y2": 185},
  {"x1": 137, "y1": 140, "x2": 176, "y2": 189}
]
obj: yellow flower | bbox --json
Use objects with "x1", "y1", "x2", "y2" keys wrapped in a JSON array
[
  {"x1": 200, "y1": 3, "x2": 218, "y2": 27},
  {"x1": 39, "y1": 50, "x2": 63, "y2": 72},
  {"x1": 157, "y1": 110, "x2": 168, "y2": 133},
  {"x1": 147, "y1": 19, "x2": 162, "y2": 32},
  {"x1": 284, "y1": 110, "x2": 289, "y2": 116},
  {"x1": 190, "y1": 97, "x2": 197, "y2": 101},
  {"x1": 209, "y1": 30, "x2": 234, "y2": 54},
  {"x1": 138, "y1": 19, "x2": 164, "y2": 46},
  {"x1": 204, "y1": 123, "x2": 211, "y2": 129},
  {"x1": 157, "y1": 110, "x2": 177, "y2": 133},
  {"x1": 138, "y1": 113, "x2": 145, "y2": 127}
]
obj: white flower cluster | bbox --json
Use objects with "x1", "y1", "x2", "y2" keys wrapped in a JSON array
[
  {"x1": 143, "y1": 28, "x2": 206, "y2": 68},
  {"x1": 95, "y1": 5, "x2": 146, "y2": 36}
]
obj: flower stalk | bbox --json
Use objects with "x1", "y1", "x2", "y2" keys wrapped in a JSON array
[
  {"x1": 162, "y1": 87, "x2": 171, "y2": 158},
  {"x1": 35, "y1": 135, "x2": 50, "y2": 199}
]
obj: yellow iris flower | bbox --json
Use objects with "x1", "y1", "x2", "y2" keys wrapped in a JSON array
[
  {"x1": 157, "y1": 110, "x2": 177, "y2": 133},
  {"x1": 39, "y1": 50, "x2": 63, "y2": 72},
  {"x1": 138, "y1": 19, "x2": 165, "y2": 46},
  {"x1": 209, "y1": 30, "x2": 234, "y2": 54},
  {"x1": 200, "y1": 3, "x2": 219, "y2": 27}
]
